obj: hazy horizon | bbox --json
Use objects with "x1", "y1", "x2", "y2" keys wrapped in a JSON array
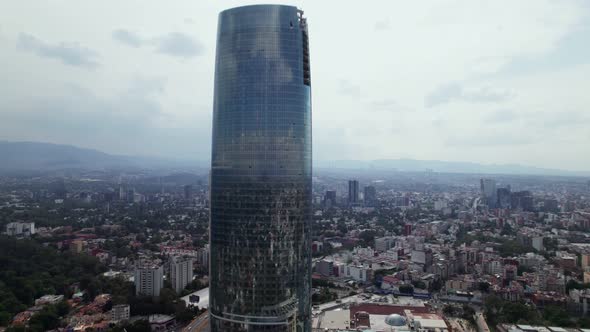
[
  {"x1": 1, "y1": 1, "x2": 589, "y2": 170},
  {"x1": 3, "y1": 140, "x2": 590, "y2": 176}
]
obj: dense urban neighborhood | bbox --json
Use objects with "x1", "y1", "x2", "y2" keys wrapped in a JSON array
[{"x1": 1, "y1": 168, "x2": 590, "y2": 331}]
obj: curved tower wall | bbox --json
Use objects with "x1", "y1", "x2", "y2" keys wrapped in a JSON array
[{"x1": 209, "y1": 5, "x2": 312, "y2": 331}]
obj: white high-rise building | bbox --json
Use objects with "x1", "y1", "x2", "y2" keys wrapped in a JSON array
[
  {"x1": 170, "y1": 256, "x2": 194, "y2": 294},
  {"x1": 375, "y1": 236, "x2": 395, "y2": 252},
  {"x1": 134, "y1": 263, "x2": 163, "y2": 297},
  {"x1": 6, "y1": 221, "x2": 35, "y2": 237},
  {"x1": 197, "y1": 245, "x2": 209, "y2": 270},
  {"x1": 532, "y1": 236, "x2": 544, "y2": 252},
  {"x1": 434, "y1": 200, "x2": 448, "y2": 211}
]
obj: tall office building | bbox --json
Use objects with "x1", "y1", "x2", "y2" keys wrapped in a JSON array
[
  {"x1": 51, "y1": 179, "x2": 67, "y2": 199},
  {"x1": 169, "y1": 256, "x2": 194, "y2": 294},
  {"x1": 184, "y1": 185, "x2": 193, "y2": 200},
  {"x1": 512, "y1": 191, "x2": 534, "y2": 211},
  {"x1": 543, "y1": 199, "x2": 559, "y2": 213},
  {"x1": 324, "y1": 190, "x2": 337, "y2": 208},
  {"x1": 496, "y1": 187, "x2": 511, "y2": 209},
  {"x1": 404, "y1": 224, "x2": 413, "y2": 236},
  {"x1": 197, "y1": 244, "x2": 210, "y2": 271},
  {"x1": 480, "y1": 178, "x2": 497, "y2": 208},
  {"x1": 364, "y1": 185, "x2": 376, "y2": 207},
  {"x1": 348, "y1": 180, "x2": 359, "y2": 206},
  {"x1": 209, "y1": 5, "x2": 312, "y2": 331},
  {"x1": 126, "y1": 188, "x2": 136, "y2": 203},
  {"x1": 118, "y1": 184, "x2": 126, "y2": 201},
  {"x1": 134, "y1": 263, "x2": 163, "y2": 297}
]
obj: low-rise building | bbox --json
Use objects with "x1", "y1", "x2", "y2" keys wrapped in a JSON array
[
  {"x1": 345, "y1": 265, "x2": 373, "y2": 283},
  {"x1": 149, "y1": 314, "x2": 175, "y2": 331},
  {"x1": 34, "y1": 294, "x2": 64, "y2": 306},
  {"x1": 316, "y1": 259, "x2": 334, "y2": 277},
  {"x1": 110, "y1": 304, "x2": 130, "y2": 322}
]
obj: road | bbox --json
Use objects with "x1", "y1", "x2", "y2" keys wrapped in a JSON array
[
  {"x1": 474, "y1": 311, "x2": 491, "y2": 332},
  {"x1": 182, "y1": 312, "x2": 209, "y2": 332}
]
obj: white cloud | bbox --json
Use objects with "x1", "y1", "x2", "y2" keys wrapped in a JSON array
[
  {"x1": 425, "y1": 83, "x2": 515, "y2": 107},
  {"x1": 112, "y1": 29, "x2": 205, "y2": 58},
  {"x1": 112, "y1": 29, "x2": 143, "y2": 47},
  {"x1": 0, "y1": 0, "x2": 588, "y2": 170},
  {"x1": 17, "y1": 33, "x2": 99, "y2": 68}
]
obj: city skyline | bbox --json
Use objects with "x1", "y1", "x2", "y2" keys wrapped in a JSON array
[
  {"x1": 1, "y1": 0, "x2": 590, "y2": 170},
  {"x1": 2, "y1": 1, "x2": 590, "y2": 330}
]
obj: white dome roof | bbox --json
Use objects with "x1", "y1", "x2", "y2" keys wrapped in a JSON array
[{"x1": 385, "y1": 314, "x2": 407, "y2": 326}]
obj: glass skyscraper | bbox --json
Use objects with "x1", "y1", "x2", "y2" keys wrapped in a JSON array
[
  {"x1": 209, "y1": 5, "x2": 312, "y2": 332},
  {"x1": 348, "y1": 180, "x2": 359, "y2": 206}
]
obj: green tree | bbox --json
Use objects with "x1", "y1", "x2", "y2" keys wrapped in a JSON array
[
  {"x1": 501, "y1": 223, "x2": 513, "y2": 236},
  {"x1": 543, "y1": 238, "x2": 558, "y2": 252},
  {"x1": 484, "y1": 295, "x2": 542, "y2": 326},
  {"x1": 543, "y1": 306, "x2": 573, "y2": 327},
  {"x1": 478, "y1": 282, "x2": 490, "y2": 293},
  {"x1": 337, "y1": 221, "x2": 348, "y2": 234},
  {"x1": 28, "y1": 305, "x2": 60, "y2": 331},
  {"x1": 498, "y1": 240, "x2": 529, "y2": 257},
  {"x1": 578, "y1": 316, "x2": 590, "y2": 328},
  {"x1": 358, "y1": 230, "x2": 377, "y2": 247},
  {"x1": 461, "y1": 305, "x2": 476, "y2": 324},
  {"x1": 0, "y1": 311, "x2": 11, "y2": 326},
  {"x1": 111, "y1": 319, "x2": 150, "y2": 332},
  {"x1": 566, "y1": 280, "x2": 590, "y2": 294},
  {"x1": 312, "y1": 288, "x2": 337, "y2": 304},
  {"x1": 429, "y1": 278, "x2": 442, "y2": 292},
  {"x1": 399, "y1": 284, "x2": 414, "y2": 294},
  {"x1": 412, "y1": 280, "x2": 427, "y2": 289},
  {"x1": 0, "y1": 236, "x2": 107, "y2": 319},
  {"x1": 55, "y1": 301, "x2": 70, "y2": 316},
  {"x1": 443, "y1": 305, "x2": 457, "y2": 316},
  {"x1": 175, "y1": 307, "x2": 201, "y2": 323}
]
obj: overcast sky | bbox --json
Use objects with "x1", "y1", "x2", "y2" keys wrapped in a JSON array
[{"x1": 1, "y1": 1, "x2": 589, "y2": 170}]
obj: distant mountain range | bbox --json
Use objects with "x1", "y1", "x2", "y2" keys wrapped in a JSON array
[
  {"x1": 315, "y1": 159, "x2": 590, "y2": 177},
  {"x1": 0, "y1": 141, "x2": 587, "y2": 177},
  {"x1": 0, "y1": 141, "x2": 207, "y2": 172}
]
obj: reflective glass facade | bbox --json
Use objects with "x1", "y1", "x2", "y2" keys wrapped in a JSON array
[{"x1": 209, "y1": 5, "x2": 312, "y2": 332}]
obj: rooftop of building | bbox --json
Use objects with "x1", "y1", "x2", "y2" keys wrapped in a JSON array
[
  {"x1": 148, "y1": 314, "x2": 174, "y2": 324},
  {"x1": 320, "y1": 309, "x2": 351, "y2": 330},
  {"x1": 350, "y1": 303, "x2": 431, "y2": 318}
]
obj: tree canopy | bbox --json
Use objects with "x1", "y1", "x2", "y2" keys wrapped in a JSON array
[{"x1": 0, "y1": 236, "x2": 107, "y2": 322}]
